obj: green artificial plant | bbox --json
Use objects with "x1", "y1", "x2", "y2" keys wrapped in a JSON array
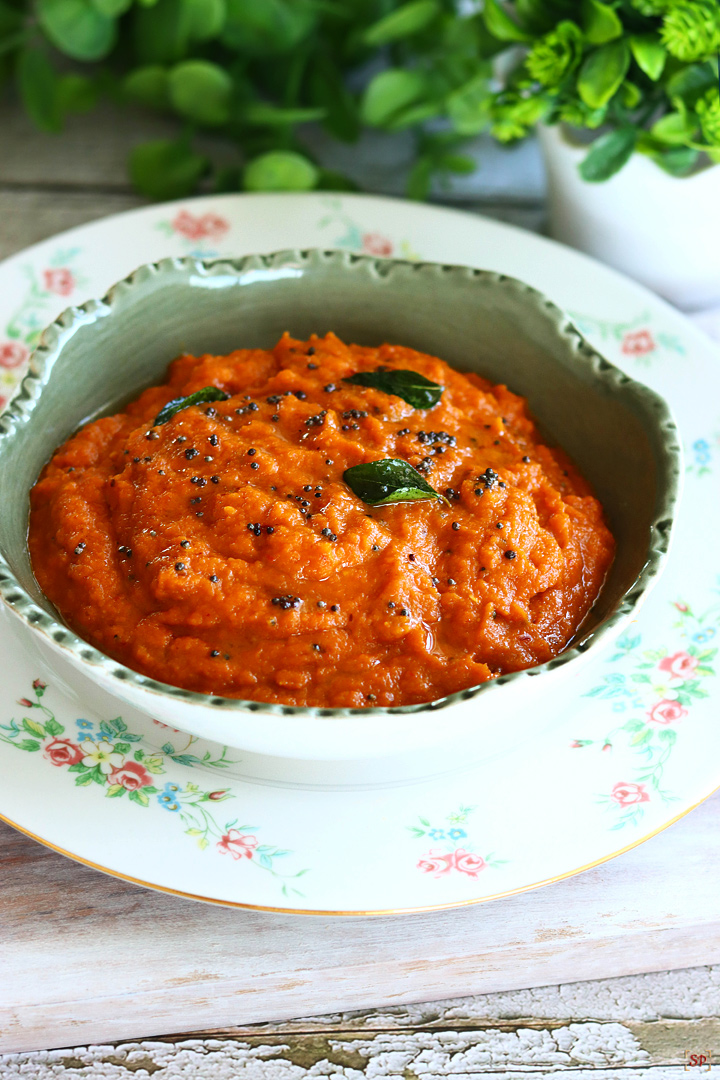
[
  {"x1": 481, "y1": 0, "x2": 720, "y2": 180},
  {"x1": 0, "y1": 0, "x2": 497, "y2": 199},
  {"x1": 1, "y1": 0, "x2": 719, "y2": 197}
]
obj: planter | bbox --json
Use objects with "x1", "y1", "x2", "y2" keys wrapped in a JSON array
[{"x1": 538, "y1": 123, "x2": 720, "y2": 312}]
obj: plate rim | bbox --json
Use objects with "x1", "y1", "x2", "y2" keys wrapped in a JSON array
[{"x1": 1, "y1": 189, "x2": 718, "y2": 913}]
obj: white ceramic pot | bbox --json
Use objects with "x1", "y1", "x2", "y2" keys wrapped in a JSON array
[{"x1": 538, "y1": 123, "x2": 720, "y2": 312}]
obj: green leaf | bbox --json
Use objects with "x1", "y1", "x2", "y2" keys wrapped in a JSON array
[
  {"x1": 308, "y1": 53, "x2": 360, "y2": 143},
  {"x1": 22, "y1": 718, "x2": 46, "y2": 738},
  {"x1": 315, "y1": 168, "x2": 359, "y2": 192},
  {"x1": 514, "y1": 0, "x2": 555, "y2": 33},
  {"x1": 124, "y1": 65, "x2": 170, "y2": 108},
  {"x1": 582, "y1": 0, "x2": 622, "y2": 45},
  {"x1": 651, "y1": 111, "x2": 693, "y2": 145},
  {"x1": 38, "y1": 0, "x2": 117, "y2": 61},
  {"x1": 579, "y1": 126, "x2": 636, "y2": 181},
  {"x1": 114, "y1": 741, "x2": 131, "y2": 754},
  {"x1": 129, "y1": 789, "x2": 150, "y2": 806},
  {"x1": 447, "y1": 74, "x2": 491, "y2": 136},
  {"x1": 385, "y1": 100, "x2": 441, "y2": 131},
  {"x1": 243, "y1": 102, "x2": 326, "y2": 126},
  {"x1": 651, "y1": 145, "x2": 699, "y2": 176},
  {"x1": 344, "y1": 458, "x2": 444, "y2": 507},
  {"x1": 630, "y1": 34, "x2": 666, "y2": 81},
  {"x1": 168, "y1": 59, "x2": 232, "y2": 125},
  {"x1": 0, "y1": 1, "x2": 23, "y2": 36},
  {"x1": 58, "y1": 73, "x2": 97, "y2": 113},
  {"x1": 441, "y1": 153, "x2": 476, "y2": 174},
  {"x1": 128, "y1": 138, "x2": 208, "y2": 199},
  {"x1": 666, "y1": 61, "x2": 716, "y2": 104},
  {"x1": 243, "y1": 150, "x2": 318, "y2": 191},
  {"x1": 483, "y1": 0, "x2": 529, "y2": 42},
  {"x1": 362, "y1": 0, "x2": 440, "y2": 47},
  {"x1": 91, "y1": 0, "x2": 131, "y2": 14},
  {"x1": 106, "y1": 783, "x2": 125, "y2": 797},
  {"x1": 407, "y1": 155, "x2": 433, "y2": 200},
  {"x1": 154, "y1": 385, "x2": 229, "y2": 426},
  {"x1": 186, "y1": 0, "x2": 225, "y2": 40},
  {"x1": 360, "y1": 68, "x2": 426, "y2": 128},
  {"x1": 620, "y1": 80, "x2": 642, "y2": 108},
  {"x1": 222, "y1": 0, "x2": 315, "y2": 56},
  {"x1": 75, "y1": 771, "x2": 94, "y2": 785},
  {"x1": 45, "y1": 717, "x2": 64, "y2": 736},
  {"x1": 134, "y1": 0, "x2": 225, "y2": 63},
  {"x1": 578, "y1": 40, "x2": 630, "y2": 108},
  {"x1": 16, "y1": 739, "x2": 41, "y2": 752},
  {"x1": 344, "y1": 368, "x2": 443, "y2": 409},
  {"x1": 17, "y1": 49, "x2": 62, "y2": 133}
]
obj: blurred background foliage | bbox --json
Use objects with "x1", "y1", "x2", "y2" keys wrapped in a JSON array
[{"x1": 1, "y1": 0, "x2": 719, "y2": 200}]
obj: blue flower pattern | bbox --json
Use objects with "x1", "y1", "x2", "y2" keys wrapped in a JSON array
[{"x1": 158, "y1": 782, "x2": 181, "y2": 812}]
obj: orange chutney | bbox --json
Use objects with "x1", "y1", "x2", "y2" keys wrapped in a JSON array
[{"x1": 29, "y1": 333, "x2": 614, "y2": 708}]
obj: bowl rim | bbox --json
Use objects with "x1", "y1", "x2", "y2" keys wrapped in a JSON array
[{"x1": 0, "y1": 247, "x2": 682, "y2": 718}]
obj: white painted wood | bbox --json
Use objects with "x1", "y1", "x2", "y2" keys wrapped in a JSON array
[{"x1": 2, "y1": 790, "x2": 720, "y2": 1054}]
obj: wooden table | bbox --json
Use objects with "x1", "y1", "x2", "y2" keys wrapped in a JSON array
[{"x1": 2, "y1": 102, "x2": 719, "y2": 1075}]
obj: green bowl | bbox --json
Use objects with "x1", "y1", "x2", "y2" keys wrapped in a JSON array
[{"x1": 0, "y1": 249, "x2": 682, "y2": 766}]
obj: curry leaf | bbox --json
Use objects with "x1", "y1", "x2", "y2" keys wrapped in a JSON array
[
  {"x1": 344, "y1": 369, "x2": 443, "y2": 409},
  {"x1": 344, "y1": 459, "x2": 444, "y2": 506},
  {"x1": 153, "y1": 386, "x2": 230, "y2": 426}
]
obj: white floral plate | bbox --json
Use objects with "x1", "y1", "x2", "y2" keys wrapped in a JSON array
[{"x1": 1, "y1": 193, "x2": 719, "y2": 914}]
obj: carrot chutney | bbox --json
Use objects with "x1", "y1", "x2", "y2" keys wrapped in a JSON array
[{"x1": 29, "y1": 333, "x2": 615, "y2": 708}]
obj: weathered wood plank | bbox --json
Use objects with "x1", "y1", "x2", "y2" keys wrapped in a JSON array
[
  {"x1": 2, "y1": 788, "x2": 720, "y2": 1054},
  {"x1": 1, "y1": 1019, "x2": 719, "y2": 1078},
  {"x1": 0, "y1": 190, "x2": 145, "y2": 262},
  {"x1": 0, "y1": 102, "x2": 177, "y2": 190}
]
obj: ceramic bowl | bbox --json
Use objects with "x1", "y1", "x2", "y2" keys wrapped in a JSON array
[{"x1": 0, "y1": 250, "x2": 681, "y2": 778}]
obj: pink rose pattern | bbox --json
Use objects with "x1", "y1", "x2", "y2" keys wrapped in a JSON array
[
  {"x1": 647, "y1": 699, "x2": 687, "y2": 725},
  {"x1": 659, "y1": 651, "x2": 698, "y2": 680},
  {"x1": 1, "y1": 250, "x2": 85, "y2": 415},
  {"x1": 43, "y1": 738, "x2": 84, "y2": 767},
  {"x1": 410, "y1": 807, "x2": 504, "y2": 880},
  {"x1": 610, "y1": 781, "x2": 650, "y2": 807},
  {"x1": 621, "y1": 329, "x2": 655, "y2": 356},
  {"x1": 42, "y1": 267, "x2": 75, "y2": 296},
  {"x1": 0, "y1": 682, "x2": 308, "y2": 898},
  {"x1": 171, "y1": 209, "x2": 230, "y2": 241},
  {"x1": 575, "y1": 598, "x2": 718, "y2": 828},
  {"x1": 217, "y1": 829, "x2": 259, "y2": 860},
  {"x1": 0, "y1": 341, "x2": 28, "y2": 369},
  {"x1": 417, "y1": 846, "x2": 490, "y2": 880},
  {"x1": 361, "y1": 232, "x2": 393, "y2": 257}
]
